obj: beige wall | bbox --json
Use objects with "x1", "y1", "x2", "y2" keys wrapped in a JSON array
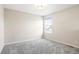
[
  {"x1": 44, "y1": 5, "x2": 79, "y2": 48},
  {"x1": 5, "y1": 9, "x2": 43, "y2": 44},
  {"x1": 0, "y1": 5, "x2": 4, "y2": 53}
]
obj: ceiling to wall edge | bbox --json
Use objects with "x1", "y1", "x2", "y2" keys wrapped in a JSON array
[
  {"x1": 3, "y1": 4, "x2": 77, "y2": 16},
  {"x1": 4, "y1": 8, "x2": 42, "y2": 17},
  {"x1": 44, "y1": 5, "x2": 78, "y2": 17}
]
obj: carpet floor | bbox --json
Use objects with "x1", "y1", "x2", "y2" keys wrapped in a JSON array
[{"x1": 1, "y1": 39, "x2": 79, "y2": 54}]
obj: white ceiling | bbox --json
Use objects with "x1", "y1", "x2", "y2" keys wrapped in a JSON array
[{"x1": 4, "y1": 4, "x2": 76, "y2": 16}]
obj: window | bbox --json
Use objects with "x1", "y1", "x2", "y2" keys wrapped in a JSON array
[{"x1": 44, "y1": 16, "x2": 53, "y2": 33}]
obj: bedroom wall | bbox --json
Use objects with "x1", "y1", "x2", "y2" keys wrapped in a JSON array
[
  {"x1": 0, "y1": 5, "x2": 4, "y2": 53},
  {"x1": 4, "y1": 9, "x2": 43, "y2": 44},
  {"x1": 44, "y1": 5, "x2": 79, "y2": 48}
]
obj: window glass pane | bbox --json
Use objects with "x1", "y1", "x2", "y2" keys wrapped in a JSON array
[{"x1": 44, "y1": 16, "x2": 53, "y2": 33}]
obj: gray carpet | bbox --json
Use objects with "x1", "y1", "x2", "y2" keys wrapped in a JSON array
[{"x1": 1, "y1": 39, "x2": 79, "y2": 54}]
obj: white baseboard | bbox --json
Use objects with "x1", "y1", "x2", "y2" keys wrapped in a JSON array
[
  {"x1": 45, "y1": 37, "x2": 79, "y2": 49},
  {"x1": 5, "y1": 36, "x2": 42, "y2": 45}
]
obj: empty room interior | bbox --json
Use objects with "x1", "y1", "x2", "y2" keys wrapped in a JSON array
[{"x1": 1, "y1": 4, "x2": 79, "y2": 54}]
